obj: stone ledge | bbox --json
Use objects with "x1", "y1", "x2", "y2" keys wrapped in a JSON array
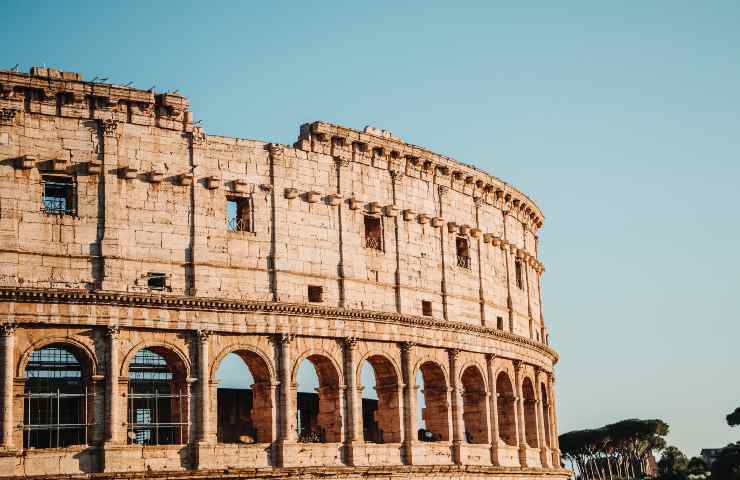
[
  {"x1": 0, "y1": 287, "x2": 558, "y2": 363},
  {"x1": 0, "y1": 465, "x2": 572, "y2": 480}
]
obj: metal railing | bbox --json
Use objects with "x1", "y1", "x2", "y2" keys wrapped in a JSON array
[
  {"x1": 226, "y1": 216, "x2": 250, "y2": 232},
  {"x1": 42, "y1": 196, "x2": 75, "y2": 216},
  {"x1": 457, "y1": 254, "x2": 471, "y2": 269},
  {"x1": 365, "y1": 235, "x2": 383, "y2": 251},
  {"x1": 23, "y1": 388, "x2": 93, "y2": 448},
  {"x1": 127, "y1": 388, "x2": 189, "y2": 445}
]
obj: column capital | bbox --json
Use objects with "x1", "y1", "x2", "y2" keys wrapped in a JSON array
[
  {"x1": 343, "y1": 336, "x2": 359, "y2": 350},
  {"x1": 513, "y1": 360, "x2": 525, "y2": 373},
  {"x1": 272, "y1": 332, "x2": 295, "y2": 346},
  {"x1": 195, "y1": 329, "x2": 212, "y2": 343},
  {"x1": 485, "y1": 352, "x2": 496, "y2": 362},
  {"x1": 106, "y1": 325, "x2": 121, "y2": 339},
  {"x1": 438, "y1": 185, "x2": 449, "y2": 197},
  {"x1": 399, "y1": 341, "x2": 416, "y2": 353},
  {"x1": 0, "y1": 323, "x2": 17, "y2": 337},
  {"x1": 447, "y1": 348, "x2": 461, "y2": 362}
]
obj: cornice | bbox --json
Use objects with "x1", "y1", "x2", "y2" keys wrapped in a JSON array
[{"x1": 0, "y1": 287, "x2": 558, "y2": 363}]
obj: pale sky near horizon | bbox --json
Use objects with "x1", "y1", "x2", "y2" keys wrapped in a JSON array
[{"x1": 3, "y1": 1, "x2": 738, "y2": 457}]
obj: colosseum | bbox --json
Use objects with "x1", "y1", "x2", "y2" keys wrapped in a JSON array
[{"x1": 0, "y1": 66, "x2": 566, "y2": 480}]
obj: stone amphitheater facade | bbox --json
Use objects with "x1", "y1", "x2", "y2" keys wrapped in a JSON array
[{"x1": 0, "y1": 67, "x2": 567, "y2": 480}]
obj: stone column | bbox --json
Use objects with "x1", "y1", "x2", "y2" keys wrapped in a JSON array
[
  {"x1": 514, "y1": 360, "x2": 528, "y2": 467},
  {"x1": 274, "y1": 333, "x2": 296, "y2": 465},
  {"x1": 447, "y1": 348, "x2": 464, "y2": 464},
  {"x1": 106, "y1": 326, "x2": 122, "y2": 444},
  {"x1": 196, "y1": 329, "x2": 213, "y2": 443},
  {"x1": 343, "y1": 337, "x2": 364, "y2": 465},
  {"x1": 485, "y1": 353, "x2": 500, "y2": 466},
  {"x1": 400, "y1": 342, "x2": 417, "y2": 464},
  {"x1": 474, "y1": 196, "x2": 487, "y2": 326},
  {"x1": 502, "y1": 211, "x2": 514, "y2": 333},
  {"x1": 437, "y1": 185, "x2": 449, "y2": 320},
  {"x1": 548, "y1": 374, "x2": 561, "y2": 467},
  {"x1": 534, "y1": 367, "x2": 548, "y2": 467},
  {"x1": 1, "y1": 323, "x2": 16, "y2": 449}
]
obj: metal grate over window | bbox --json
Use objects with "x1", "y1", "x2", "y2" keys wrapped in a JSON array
[
  {"x1": 226, "y1": 196, "x2": 252, "y2": 232},
  {"x1": 23, "y1": 345, "x2": 93, "y2": 449},
  {"x1": 42, "y1": 175, "x2": 76, "y2": 216},
  {"x1": 364, "y1": 215, "x2": 383, "y2": 251},
  {"x1": 128, "y1": 348, "x2": 188, "y2": 445},
  {"x1": 456, "y1": 236, "x2": 471, "y2": 269}
]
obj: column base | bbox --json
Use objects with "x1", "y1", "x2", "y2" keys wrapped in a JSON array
[
  {"x1": 551, "y1": 448, "x2": 561, "y2": 467},
  {"x1": 194, "y1": 440, "x2": 218, "y2": 470},
  {"x1": 540, "y1": 446, "x2": 551, "y2": 467},
  {"x1": 344, "y1": 440, "x2": 367, "y2": 466},
  {"x1": 518, "y1": 445, "x2": 528, "y2": 467},
  {"x1": 452, "y1": 440, "x2": 464, "y2": 465},
  {"x1": 490, "y1": 445, "x2": 500, "y2": 466},
  {"x1": 276, "y1": 440, "x2": 299, "y2": 467}
]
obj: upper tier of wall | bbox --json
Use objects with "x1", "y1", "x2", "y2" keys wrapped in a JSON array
[{"x1": 0, "y1": 67, "x2": 550, "y2": 344}]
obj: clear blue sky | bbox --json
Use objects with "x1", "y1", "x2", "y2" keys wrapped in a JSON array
[{"x1": 4, "y1": 1, "x2": 738, "y2": 457}]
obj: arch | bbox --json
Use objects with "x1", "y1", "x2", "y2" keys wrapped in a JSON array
[
  {"x1": 416, "y1": 360, "x2": 450, "y2": 442},
  {"x1": 212, "y1": 347, "x2": 275, "y2": 444},
  {"x1": 210, "y1": 343, "x2": 276, "y2": 384},
  {"x1": 292, "y1": 349, "x2": 344, "y2": 387},
  {"x1": 540, "y1": 382, "x2": 551, "y2": 447},
  {"x1": 120, "y1": 341, "x2": 191, "y2": 380},
  {"x1": 359, "y1": 353, "x2": 402, "y2": 443},
  {"x1": 16, "y1": 336, "x2": 98, "y2": 379},
  {"x1": 22, "y1": 342, "x2": 95, "y2": 448},
  {"x1": 294, "y1": 353, "x2": 343, "y2": 443},
  {"x1": 496, "y1": 370, "x2": 517, "y2": 446},
  {"x1": 355, "y1": 351, "x2": 401, "y2": 388},
  {"x1": 522, "y1": 377, "x2": 538, "y2": 448},
  {"x1": 126, "y1": 346, "x2": 189, "y2": 445},
  {"x1": 460, "y1": 364, "x2": 488, "y2": 444}
]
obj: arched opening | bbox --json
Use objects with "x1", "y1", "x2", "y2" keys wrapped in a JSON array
[
  {"x1": 360, "y1": 355, "x2": 401, "y2": 443},
  {"x1": 23, "y1": 343, "x2": 94, "y2": 449},
  {"x1": 127, "y1": 347, "x2": 188, "y2": 445},
  {"x1": 461, "y1": 365, "x2": 488, "y2": 444},
  {"x1": 541, "y1": 383, "x2": 551, "y2": 447},
  {"x1": 295, "y1": 355, "x2": 342, "y2": 443},
  {"x1": 215, "y1": 350, "x2": 273, "y2": 444},
  {"x1": 522, "y1": 377, "x2": 538, "y2": 448},
  {"x1": 416, "y1": 361, "x2": 449, "y2": 442},
  {"x1": 496, "y1": 371, "x2": 517, "y2": 446}
]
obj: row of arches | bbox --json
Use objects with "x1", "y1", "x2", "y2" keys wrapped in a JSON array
[{"x1": 16, "y1": 340, "x2": 554, "y2": 453}]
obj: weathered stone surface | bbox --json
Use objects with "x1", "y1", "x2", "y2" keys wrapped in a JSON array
[{"x1": 0, "y1": 67, "x2": 563, "y2": 480}]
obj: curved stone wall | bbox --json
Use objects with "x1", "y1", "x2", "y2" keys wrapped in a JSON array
[{"x1": 0, "y1": 67, "x2": 566, "y2": 480}]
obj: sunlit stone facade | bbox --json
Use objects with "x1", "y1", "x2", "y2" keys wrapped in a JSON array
[{"x1": 0, "y1": 66, "x2": 567, "y2": 480}]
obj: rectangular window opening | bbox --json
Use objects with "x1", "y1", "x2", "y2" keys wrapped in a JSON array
[
  {"x1": 515, "y1": 259, "x2": 524, "y2": 289},
  {"x1": 421, "y1": 300, "x2": 433, "y2": 317},
  {"x1": 364, "y1": 215, "x2": 383, "y2": 251},
  {"x1": 496, "y1": 316, "x2": 504, "y2": 330},
  {"x1": 147, "y1": 272, "x2": 167, "y2": 291},
  {"x1": 456, "y1": 236, "x2": 470, "y2": 269},
  {"x1": 226, "y1": 196, "x2": 252, "y2": 232},
  {"x1": 307, "y1": 285, "x2": 323, "y2": 303},
  {"x1": 42, "y1": 175, "x2": 76, "y2": 215}
]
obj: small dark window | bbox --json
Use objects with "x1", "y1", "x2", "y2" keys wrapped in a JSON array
[
  {"x1": 364, "y1": 215, "x2": 383, "y2": 251},
  {"x1": 308, "y1": 285, "x2": 323, "y2": 303},
  {"x1": 515, "y1": 259, "x2": 524, "y2": 289},
  {"x1": 42, "y1": 175, "x2": 76, "y2": 215},
  {"x1": 421, "y1": 301, "x2": 433, "y2": 317},
  {"x1": 226, "y1": 196, "x2": 252, "y2": 232},
  {"x1": 496, "y1": 316, "x2": 504, "y2": 330},
  {"x1": 147, "y1": 273, "x2": 166, "y2": 291},
  {"x1": 456, "y1": 236, "x2": 470, "y2": 269}
]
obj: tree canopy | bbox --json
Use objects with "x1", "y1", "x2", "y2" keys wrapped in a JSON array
[
  {"x1": 559, "y1": 418, "x2": 670, "y2": 480},
  {"x1": 711, "y1": 443, "x2": 740, "y2": 480},
  {"x1": 727, "y1": 407, "x2": 740, "y2": 427}
]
